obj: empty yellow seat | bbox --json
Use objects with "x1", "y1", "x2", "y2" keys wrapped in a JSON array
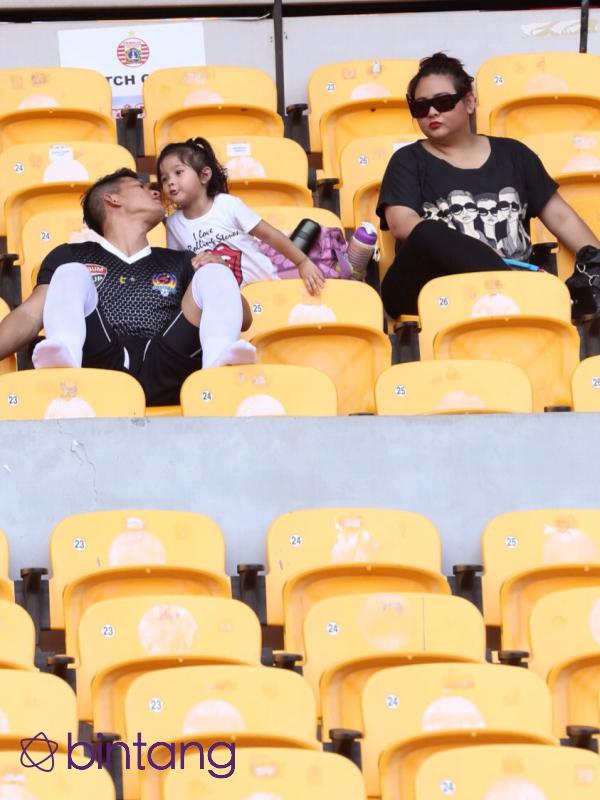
[
  {"x1": 418, "y1": 271, "x2": 580, "y2": 411},
  {"x1": 48, "y1": 509, "x2": 231, "y2": 664},
  {"x1": 254, "y1": 204, "x2": 344, "y2": 235},
  {"x1": 476, "y1": 52, "x2": 600, "y2": 138},
  {"x1": 78, "y1": 594, "x2": 261, "y2": 732},
  {"x1": 265, "y1": 507, "x2": 449, "y2": 655},
  {"x1": 302, "y1": 592, "x2": 485, "y2": 733},
  {"x1": 481, "y1": 509, "x2": 600, "y2": 649},
  {"x1": 163, "y1": 747, "x2": 366, "y2": 800},
  {"x1": 0, "y1": 600, "x2": 35, "y2": 669},
  {"x1": 572, "y1": 356, "x2": 600, "y2": 411},
  {"x1": 338, "y1": 134, "x2": 417, "y2": 228},
  {"x1": 529, "y1": 586, "x2": 600, "y2": 735},
  {"x1": 242, "y1": 279, "x2": 391, "y2": 414},
  {"x1": 307, "y1": 59, "x2": 419, "y2": 177},
  {"x1": 0, "y1": 368, "x2": 146, "y2": 420},
  {"x1": 143, "y1": 66, "x2": 283, "y2": 156},
  {"x1": 361, "y1": 662, "x2": 554, "y2": 800},
  {"x1": 181, "y1": 364, "x2": 338, "y2": 416},
  {"x1": 0, "y1": 750, "x2": 115, "y2": 799},
  {"x1": 0, "y1": 299, "x2": 16, "y2": 375},
  {"x1": 124, "y1": 664, "x2": 319, "y2": 800},
  {"x1": 209, "y1": 135, "x2": 312, "y2": 207},
  {"x1": 375, "y1": 360, "x2": 533, "y2": 415},
  {"x1": 0, "y1": 67, "x2": 116, "y2": 150},
  {"x1": 414, "y1": 743, "x2": 600, "y2": 800}
]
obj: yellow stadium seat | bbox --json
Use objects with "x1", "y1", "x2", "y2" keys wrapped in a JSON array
[
  {"x1": 0, "y1": 750, "x2": 115, "y2": 799},
  {"x1": 481, "y1": 509, "x2": 600, "y2": 649},
  {"x1": 255, "y1": 205, "x2": 344, "y2": 235},
  {"x1": 361, "y1": 662, "x2": 554, "y2": 800},
  {"x1": 163, "y1": 747, "x2": 366, "y2": 800},
  {"x1": 0, "y1": 67, "x2": 115, "y2": 150},
  {"x1": 529, "y1": 586, "x2": 600, "y2": 735},
  {"x1": 242, "y1": 279, "x2": 391, "y2": 414},
  {"x1": 143, "y1": 66, "x2": 283, "y2": 156},
  {"x1": 47, "y1": 509, "x2": 231, "y2": 663},
  {"x1": 0, "y1": 368, "x2": 146, "y2": 420},
  {"x1": 265, "y1": 508, "x2": 449, "y2": 654},
  {"x1": 476, "y1": 52, "x2": 600, "y2": 138},
  {"x1": 0, "y1": 530, "x2": 13, "y2": 603},
  {"x1": 0, "y1": 600, "x2": 35, "y2": 669},
  {"x1": 20, "y1": 209, "x2": 166, "y2": 300},
  {"x1": 78, "y1": 594, "x2": 261, "y2": 732},
  {"x1": 302, "y1": 592, "x2": 485, "y2": 733},
  {"x1": 0, "y1": 669, "x2": 78, "y2": 752},
  {"x1": 414, "y1": 743, "x2": 600, "y2": 800},
  {"x1": 375, "y1": 360, "x2": 533, "y2": 415},
  {"x1": 0, "y1": 300, "x2": 16, "y2": 375},
  {"x1": 338, "y1": 134, "x2": 417, "y2": 228},
  {"x1": 307, "y1": 59, "x2": 419, "y2": 177},
  {"x1": 417, "y1": 271, "x2": 580, "y2": 411},
  {"x1": 181, "y1": 364, "x2": 338, "y2": 416},
  {"x1": 0, "y1": 141, "x2": 134, "y2": 245},
  {"x1": 572, "y1": 356, "x2": 600, "y2": 411},
  {"x1": 524, "y1": 130, "x2": 600, "y2": 280},
  {"x1": 124, "y1": 664, "x2": 320, "y2": 800},
  {"x1": 209, "y1": 135, "x2": 313, "y2": 207}
]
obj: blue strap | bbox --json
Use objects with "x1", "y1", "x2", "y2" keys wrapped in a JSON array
[{"x1": 503, "y1": 258, "x2": 542, "y2": 272}]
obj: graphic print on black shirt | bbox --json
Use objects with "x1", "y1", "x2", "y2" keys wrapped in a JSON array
[{"x1": 36, "y1": 241, "x2": 195, "y2": 341}]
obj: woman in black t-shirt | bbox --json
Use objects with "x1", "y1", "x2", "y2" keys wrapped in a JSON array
[{"x1": 377, "y1": 52, "x2": 600, "y2": 317}]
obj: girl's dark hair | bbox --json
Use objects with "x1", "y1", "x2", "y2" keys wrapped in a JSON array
[
  {"x1": 156, "y1": 137, "x2": 229, "y2": 196},
  {"x1": 407, "y1": 53, "x2": 474, "y2": 99}
]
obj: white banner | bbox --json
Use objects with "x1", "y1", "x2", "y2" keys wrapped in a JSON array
[{"x1": 58, "y1": 22, "x2": 206, "y2": 118}]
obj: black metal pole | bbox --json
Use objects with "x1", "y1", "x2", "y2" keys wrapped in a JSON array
[
  {"x1": 580, "y1": 0, "x2": 590, "y2": 53},
  {"x1": 272, "y1": 0, "x2": 286, "y2": 118}
]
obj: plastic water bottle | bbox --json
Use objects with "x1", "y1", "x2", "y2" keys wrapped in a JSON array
[{"x1": 347, "y1": 222, "x2": 377, "y2": 279}]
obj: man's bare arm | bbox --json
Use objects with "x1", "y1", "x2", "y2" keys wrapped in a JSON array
[{"x1": 0, "y1": 285, "x2": 46, "y2": 360}]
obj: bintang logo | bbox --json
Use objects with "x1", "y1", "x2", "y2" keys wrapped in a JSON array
[{"x1": 19, "y1": 732, "x2": 235, "y2": 777}]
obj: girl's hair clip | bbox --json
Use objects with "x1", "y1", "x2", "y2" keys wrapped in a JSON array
[{"x1": 186, "y1": 138, "x2": 205, "y2": 151}]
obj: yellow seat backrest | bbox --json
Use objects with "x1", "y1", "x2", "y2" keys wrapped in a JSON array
[
  {"x1": 375, "y1": 360, "x2": 533, "y2": 415},
  {"x1": 476, "y1": 52, "x2": 600, "y2": 137},
  {"x1": 361, "y1": 662, "x2": 554, "y2": 798},
  {"x1": 163, "y1": 747, "x2": 366, "y2": 800},
  {"x1": 572, "y1": 356, "x2": 600, "y2": 411},
  {"x1": 0, "y1": 669, "x2": 78, "y2": 748},
  {"x1": 0, "y1": 368, "x2": 146, "y2": 420},
  {"x1": 414, "y1": 743, "x2": 600, "y2": 800},
  {"x1": 0, "y1": 600, "x2": 35, "y2": 669},
  {"x1": 254, "y1": 205, "x2": 343, "y2": 234},
  {"x1": 482, "y1": 508, "x2": 600, "y2": 627},
  {"x1": 143, "y1": 66, "x2": 282, "y2": 156},
  {"x1": 242, "y1": 278, "x2": 384, "y2": 339},
  {"x1": 0, "y1": 750, "x2": 116, "y2": 798},
  {"x1": 266, "y1": 507, "x2": 443, "y2": 625},
  {"x1": 338, "y1": 134, "x2": 417, "y2": 227},
  {"x1": 0, "y1": 530, "x2": 13, "y2": 602},
  {"x1": 48, "y1": 509, "x2": 227, "y2": 630},
  {"x1": 181, "y1": 364, "x2": 338, "y2": 416},
  {"x1": 79, "y1": 594, "x2": 262, "y2": 726},
  {"x1": 0, "y1": 67, "x2": 116, "y2": 149}
]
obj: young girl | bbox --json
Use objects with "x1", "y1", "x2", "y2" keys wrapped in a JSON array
[
  {"x1": 157, "y1": 138, "x2": 325, "y2": 295},
  {"x1": 377, "y1": 52, "x2": 600, "y2": 317}
]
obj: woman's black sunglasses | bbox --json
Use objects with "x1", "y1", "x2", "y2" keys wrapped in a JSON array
[{"x1": 407, "y1": 90, "x2": 467, "y2": 119}]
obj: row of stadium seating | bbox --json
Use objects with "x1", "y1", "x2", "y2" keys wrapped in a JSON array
[{"x1": 2, "y1": 506, "x2": 600, "y2": 797}]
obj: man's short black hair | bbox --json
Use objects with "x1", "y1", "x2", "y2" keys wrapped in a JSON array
[{"x1": 82, "y1": 168, "x2": 140, "y2": 235}]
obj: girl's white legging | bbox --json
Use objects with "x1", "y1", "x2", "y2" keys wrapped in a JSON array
[{"x1": 32, "y1": 261, "x2": 255, "y2": 369}]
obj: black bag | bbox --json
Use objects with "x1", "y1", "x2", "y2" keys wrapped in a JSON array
[{"x1": 566, "y1": 245, "x2": 600, "y2": 320}]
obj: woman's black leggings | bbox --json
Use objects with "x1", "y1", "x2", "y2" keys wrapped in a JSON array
[{"x1": 381, "y1": 220, "x2": 508, "y2": 317}]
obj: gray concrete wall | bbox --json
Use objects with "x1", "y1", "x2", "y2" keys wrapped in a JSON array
[{"x1": 0, "y1": 414, "x2": 597, "y2": 579}]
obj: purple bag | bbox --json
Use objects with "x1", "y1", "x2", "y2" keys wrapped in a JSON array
[{"x1": 258, "y1": 226, "x2": 354, "y2": 280}]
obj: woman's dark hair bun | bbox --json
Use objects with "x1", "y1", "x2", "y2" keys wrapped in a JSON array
[{"x1": 407, "y1": 52, "x2": 474, "y2": 99}]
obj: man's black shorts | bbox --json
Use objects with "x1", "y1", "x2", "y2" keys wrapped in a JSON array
[{"x1": 82, "y1": 306, "x2": 202, "y2": 406}]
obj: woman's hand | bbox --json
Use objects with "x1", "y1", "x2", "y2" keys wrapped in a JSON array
[
  {"x1": 298, "y1": 257, "x2": 325, "y2": 296},
  {"x1": 191, "y1": 251, "x2": 229, "y2": 270}
]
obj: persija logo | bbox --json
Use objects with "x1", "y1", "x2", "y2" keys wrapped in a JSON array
[{"x1": 21, "y1": 732, "x2": 235, "y2": 777}]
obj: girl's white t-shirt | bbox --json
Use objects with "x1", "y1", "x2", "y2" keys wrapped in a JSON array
[{"x1": 165, "y1": 193, "x2": 278, "y2": 286}]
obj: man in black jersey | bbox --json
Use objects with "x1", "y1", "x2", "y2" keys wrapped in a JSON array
[{"x1": 0, "y1": 169, "x2": 254, "y2": 406}]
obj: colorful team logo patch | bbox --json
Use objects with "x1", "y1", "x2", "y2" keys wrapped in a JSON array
[
  {"x1": 151, "y1": 273, "x2": 178, "y2": 297},
  {"x1": 116, "y1": 37, "x2": 150, "y2": 68},
  {"x1": 212, "y1": 243, "x2": 243, "y2": 286},
  {"x1": 86, "y1": 264, "x2": 108, "y2": 288}
]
